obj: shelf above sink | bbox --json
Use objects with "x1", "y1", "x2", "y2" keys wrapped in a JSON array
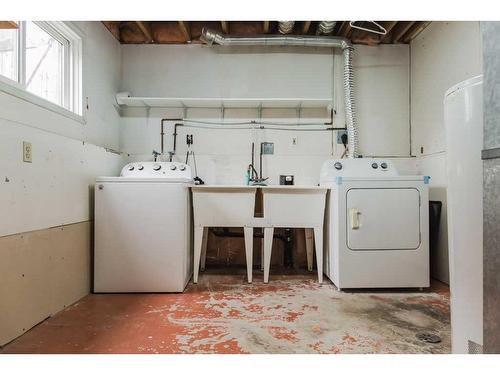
[{"x1": 116, "y1": 96, "x2": 333, "y2": 110}]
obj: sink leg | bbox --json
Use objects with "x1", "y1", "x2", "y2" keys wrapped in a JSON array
[
  {"x1": 260, "y1": 237, "x2": 264, "y2": 271},
  {"x1": 244, "y1": 227, "x2": 253, "y2": 283},
  {"x1": 200, "y1": 227, "x2": 208, "y2": 271},
  {"x1": 193, "y1": 226, "x2": 203, "y2": 284},
  {"x1": 263, "y1": 227, "x2": 274, "y2": 283},
  {"x1": 313, "y1": 226, "x2": 323, "y2": 284},
  {"x1": 305, "y1": 228, "x2": 314, "y2": 272}
]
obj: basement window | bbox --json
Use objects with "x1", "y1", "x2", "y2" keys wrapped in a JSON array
[{"x1": 0, "y1": 21, "x2": 82, "y2": 119}]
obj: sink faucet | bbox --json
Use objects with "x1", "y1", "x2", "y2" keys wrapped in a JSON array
[
  {"x1": 247, "y1": 142, "x2": 269, "y2": 186},
  {"x1": 152, "y1": 150, "x2": 161, "y2": 162}
]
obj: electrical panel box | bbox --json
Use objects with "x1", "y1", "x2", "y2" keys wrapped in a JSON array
[{"x1": 261, "y1": 142, "x2": 274, "y2": 155}]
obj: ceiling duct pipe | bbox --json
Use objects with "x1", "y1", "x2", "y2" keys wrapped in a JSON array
[
  {"x1": 278, "y1": 21, "x2": 295, "y2": 34},
  {"x1": 317, "y1": 21, "x2": 337, "y2": 35},
  {"x1": 200, "y1": 28, "x2": 359, "y2": 158}
]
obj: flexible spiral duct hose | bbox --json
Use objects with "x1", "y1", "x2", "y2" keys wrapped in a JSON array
[{"x1": 343, "y1": 46, "x2": 358, "y2": 158}]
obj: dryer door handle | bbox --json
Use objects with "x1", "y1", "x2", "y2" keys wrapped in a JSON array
[{"x1": 350, "y1": 208, "x2": 360, "y2": 229}]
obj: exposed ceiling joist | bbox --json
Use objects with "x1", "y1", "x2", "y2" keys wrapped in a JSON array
[
  {"x1": 302, "y1": 21, "x2": 311, "y2": 34},
  {"x1": 338, "y1": 21, "x2": 351, "y2": 37},
  {"x1": 178, "y1": 21, "x2": 191, "y2": 42},
  {"x1": 382, "y1": 21, "x2": 397, "y2": 37},
  {"x1": 391, "y1": 21, "x2": 416, "y2": 43},
  {"x1": 402, "y1": 21, "x2": 431, "y2": 43},
  {"x1": 101, "y1": 21, "x2": 432, "y2": 46},
  {"x1": 220, "y1": 21, "x2": 229, "y2": 34},
  {"x1": 263, "y1": 21, "x2": 270, "y2": 33},
  {"x1": 136, "y1": 21, "x2": 154, "y2": 43},
  {"x1": 0, "y1": 21, "x2": 18, "y2": 29}
]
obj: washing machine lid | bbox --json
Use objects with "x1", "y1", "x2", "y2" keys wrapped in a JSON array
[
  {"x1": 97, "y1": 162, "x2": 193, "y2": 183},
  {"x1": 96, "y1": 177, "x2": 193, "y2": 183}
]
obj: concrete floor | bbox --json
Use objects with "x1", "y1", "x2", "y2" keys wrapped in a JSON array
[{"x1": 0, "y1": 269, "x2": 450, "y2": 354}]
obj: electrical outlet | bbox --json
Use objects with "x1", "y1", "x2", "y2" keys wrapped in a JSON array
[
  {"x1": 337, "y1": 130, "x2": 348, "y2": 144},
  {"x1": 23, "y1": 141, "x2": 32, "y2": 163},
  {"x1": 292, "y1": 137, "x2": 298, "y2": 146}
]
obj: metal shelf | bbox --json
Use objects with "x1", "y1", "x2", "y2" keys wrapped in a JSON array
[{"x1": 117, "y1": 96, "x2": 333, "y2": 110}]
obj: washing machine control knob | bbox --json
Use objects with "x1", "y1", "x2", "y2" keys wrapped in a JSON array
[
  {"x1": 128, "y1": 165, "x2": 135, "y2": 171},
  {"x1": 334, "y1": 162, "x2": 343, "y2": 170},
  {"x1": 153, "y1": 164, "x2": 161, "y2": 171},
  {"x1": 170, "y1": 164, "x2": 177, "y2": 170},
  {"x1": 137, "y1": 165, "x2": 144, "y2": 171},
  {"x1": 381, "y1": 162, "x2": 388, "y2": 169},
  {"x1": 179, "y1": 165, "x2": 186, "y2": 171},
  {"x1": 371, "y1": 162, "x2": 378, "y2": 169}
]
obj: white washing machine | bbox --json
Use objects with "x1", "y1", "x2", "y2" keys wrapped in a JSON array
[
  {"x1": 94, "y1": 162, "x2": 193, "y2": 293},
  {"x1": 320, "y1": 158, "x2": 429, "y2": 289}
]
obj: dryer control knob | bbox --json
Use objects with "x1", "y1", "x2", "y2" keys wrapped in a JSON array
[
  {"x1": 128, "y1": 165, "x2": 135, "y2": 171},
  {"x1": 334, "y1": 162, "x2": 343, "y2": 170},
  {"x1": 153, "y1": 164, "x2": 161, "y2": 171},
  {"x1": 170, "y1": 164, "x2": 177, "y2": 170},
  {"x1": 371, "y1": 163, "x2": 378, "y2": 169},
  {"x1": 381, "y1": 162, "x2": 388, "y2": 169}
]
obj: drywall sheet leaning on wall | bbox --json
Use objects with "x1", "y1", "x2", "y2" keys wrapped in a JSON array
[{"x1": 0, "y1": 222, "x2": 91, "y2": 346}]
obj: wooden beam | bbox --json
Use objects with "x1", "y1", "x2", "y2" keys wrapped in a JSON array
[
  {"x1": 338, "y1": 21, "x2": 351, "y2": 37},
  {"x1": 220, "y1": 21, "x2": 229, "y2": 34},
  {"x1": 136, "y1": 21, "x2": 154, "y2": 43},
  {"x1": 402, "y1": 21, "x2": 431, "y2": 43},
  {"x1": 0, "y1": 21, "x2": 18, "y2": 29},
  {"x1": 391, "y1": 21, "x2": 416, "y2": 43},
  {"x1": 301, "y1": 21, "x2": 311, "y2": 34},
  {"x1": 378, "y1": 21, "x2": 397, "y2": 44},
  {"x1": 263, "y1": 21, "x2": 270, "y2": 33},
  {"x1": 382, "y1": 21, "x2": 397, "y2": 36},
  {"x1": 178, "y1": 21, "x2": 191, "y2": 42}
]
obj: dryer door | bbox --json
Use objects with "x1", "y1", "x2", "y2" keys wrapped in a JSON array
[{"x1": 346, "y1": 188, "x2": 421, "y2": 250}]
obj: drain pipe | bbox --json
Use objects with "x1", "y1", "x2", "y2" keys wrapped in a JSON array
[{"x1": 200, "y1": 28, "x2": 359, "y2": 157}]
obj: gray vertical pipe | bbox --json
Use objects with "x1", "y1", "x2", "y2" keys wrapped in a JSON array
[{"x1": 481, "y1": 21, "x2": 500, "y2": 354}]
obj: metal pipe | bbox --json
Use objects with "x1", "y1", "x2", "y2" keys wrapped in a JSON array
[
  {"x1": 200, "y1": 28, "x2": 358, "y2": 157},
  {"x1": 160, "y1": 118, "x2": 183, "y2": 159},
  {"x1": 201, "y1": 28, "x2": 352, "y2": 49}
]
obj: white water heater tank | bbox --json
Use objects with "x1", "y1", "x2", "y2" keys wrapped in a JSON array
[{"x1": 445, "y1": 75, "x2": 483, "y2": 354}]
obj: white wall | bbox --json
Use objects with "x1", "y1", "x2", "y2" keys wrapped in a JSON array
[
  {"x1": 354, "y1": 45, "x2": 410, "y2": 157},
  {"x1": 0, "y1": 21, "x2": 123, "y2": 345},
  {"x1": 120, "y1": 43, "x2": 411, "y2": 185},
  {"x1": 411, "y1": 21, "x2": 483, "y2": 283},
  {"x1": 0, "y1": 22, "x2": 123, "y2": 236}
]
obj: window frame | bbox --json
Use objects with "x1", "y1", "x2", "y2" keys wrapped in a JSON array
[{"x1": 0, "y1": 21, "x2": 83, "y2": 122}]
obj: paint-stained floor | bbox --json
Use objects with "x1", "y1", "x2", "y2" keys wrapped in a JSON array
[{"x1": 0, "y1": 270, "x2": 450, "y2": 354}]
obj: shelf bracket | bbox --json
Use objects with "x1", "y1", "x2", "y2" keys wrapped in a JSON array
[
  {"x1": 221, "y1": 103, "x2": 225, "y2": 120},
  {"x1": 296, "y1": 102, "x2": 303, "y2": 124}
]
